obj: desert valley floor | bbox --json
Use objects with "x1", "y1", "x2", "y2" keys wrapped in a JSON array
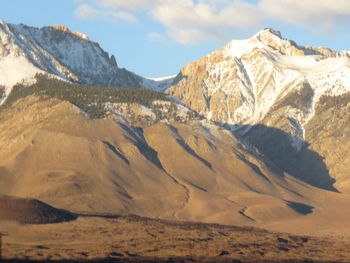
[{"x1": 1, "y1": 214, "x2": 350, "y2": 262}]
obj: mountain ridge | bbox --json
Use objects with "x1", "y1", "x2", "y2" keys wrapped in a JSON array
[
  {"x1": 0, "y1": 19, "x2": 175, "y2": 102},
  {"x1": 167, "y1": 28, "x2": 350, "y2": 128}
]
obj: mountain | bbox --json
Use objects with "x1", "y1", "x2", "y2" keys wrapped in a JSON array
[
  {"x1": 0, "y1": 20, "x2": 174, "y2": 100},
  {"x1": 167, "y1": 28, "x2": 350, "y2": 127},
  {"x1": 167, "y1": 28, "x2": 350, "y2": 193},
  {"x1": 2, "y1": 81, "x2": 350, "y2": 235},
  {"x1": 1, "y1": 22, "x2": 350, "y2": 237}
]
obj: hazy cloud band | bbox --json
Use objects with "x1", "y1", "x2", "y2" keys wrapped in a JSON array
[{"x1": 75, "y1": 0, "x2": 350, "y2": 44}]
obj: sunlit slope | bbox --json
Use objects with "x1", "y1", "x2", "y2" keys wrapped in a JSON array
[{"x1": 1, "y1": 96, "x2": 350, "y2": 231}]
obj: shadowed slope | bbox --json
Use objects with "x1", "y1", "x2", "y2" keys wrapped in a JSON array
[
  {"x1": 0, "y1": 195, "x2": 76, "y2": 224},
  {"x1": 235, "y1": 124, "x2": 336, "y2": 192}
]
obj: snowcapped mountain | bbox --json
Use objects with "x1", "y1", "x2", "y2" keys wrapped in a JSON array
[
  {"x1": 167, "y1": 28, "x2": 350, "y2": 128},
  {"x1": 3, "y1": 22, "x2": 350, "y2": 237},
  {"x1": 0, "y1": 20, "x2": 170, "y2": 98},
  {"x1": 2, "y1": 20, "x2": 350, "y2": 193},
  {"x1": 167, "y1": 28, "x2": 350, "y2": 192}
]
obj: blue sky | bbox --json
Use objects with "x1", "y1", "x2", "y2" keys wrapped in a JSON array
[{"x1": 1, "y1": 0, "x2": 349, "y2": 77}]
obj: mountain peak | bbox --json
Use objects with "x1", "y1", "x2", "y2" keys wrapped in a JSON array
[
  {"x1": 255, "y1": 28, "x2": 282, "y2": 39},
  {"x1": 50, "y1": 25, "x2": 89, "y2": 41},
  {"x1": 251, "y1": 28, "x2": 305, "y2": 56},
  {"x1": 0, "y1": 20, "x2": 146, "y2": 92},
  {"x1": 51, "y1": 24, "x2": 71, "y2": 33},
  {"x1": 222, "y1": 28, "x2": 299, "y2": 59}
]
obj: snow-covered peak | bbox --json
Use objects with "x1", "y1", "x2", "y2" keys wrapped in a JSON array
[
  {"x1": 0, "y1": 19, "x2": 144, "y2": 90},
  {"x1": 254, "y1": 28, "x2": 283, "y2": 39},
  {"x1": 223, "y1": 28, "x2": 305, "y2": 58},
  {"x1": 223, "y1": 38, "x2": 265, "y2": 58},
  {"x1": 168, "y1": 27, "x2": 350, "y2": 134},
  {"x1": 253, "y1": 28, "x2": 288, "y2": 50},
  {"x1": 223, "y1": 28, "x2": 350, "y2": 61},
  {"x1": 1, "y1": 18, "x2": 179, "y2": 106}
]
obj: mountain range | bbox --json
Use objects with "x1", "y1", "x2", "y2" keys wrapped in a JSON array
[{"x1": 1, "y1": 20, "x2": 350, "y2": 236}]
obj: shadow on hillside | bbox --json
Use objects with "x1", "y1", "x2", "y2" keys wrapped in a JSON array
[
  {"x1": 227, "y1": 124, "x2": 337, "y2": 192},
  {"x1": 168, "y1": 125, "x2": 213, "y2": 170},
  {"x1": 286, "y1": 201, "x2": 314, "y2": 215},
  {"x1": 118, "y1": 123, "x2": 165, "y2": 171}
]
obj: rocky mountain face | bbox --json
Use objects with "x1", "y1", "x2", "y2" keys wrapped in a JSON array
[
  {"x1": 0, "y1": 20, "x2": 169, "y2": 98},
  {"x1": 167, "y1": 29, "x2": 350, "y2": 193}
]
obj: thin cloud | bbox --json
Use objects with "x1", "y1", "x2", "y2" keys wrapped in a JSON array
[
  {"x1": 148, "y1": 32, "x2": 164, "y2": 42},
  {"x1": 87, "y1": 0, "x2": 163, "y2": 11},
  {"x1": 150, "y1": 0, "x2": 261, "y2": 44},
  {"x1": 75, "y1": 0, "x2": 350, "y2": 44},
  {"x1": 75, "y1": 4, "x2": 137, "y2": 23},
  {"x1": 259, "y1": 0, "x2": 350, "y2": 32}
]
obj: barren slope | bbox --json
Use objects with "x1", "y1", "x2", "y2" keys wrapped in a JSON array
[{"x1": 1, "y1": 96, "x2": 350, "y2": 234}]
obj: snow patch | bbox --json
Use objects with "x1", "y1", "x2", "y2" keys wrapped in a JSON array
[
  {"x1": 142, "y1": 75, "x2": 176, "y2": 91},
  {"x1": 224, "y1": 38, "x2": 265, "y2": 59},
  {"x1": 0, "y1": 55, "x2": 42, "y2": 96}
]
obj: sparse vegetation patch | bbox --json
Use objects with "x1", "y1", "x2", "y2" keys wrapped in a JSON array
[{"x1": 3, "y1": 74, "x2": 170, "y2": 118}]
